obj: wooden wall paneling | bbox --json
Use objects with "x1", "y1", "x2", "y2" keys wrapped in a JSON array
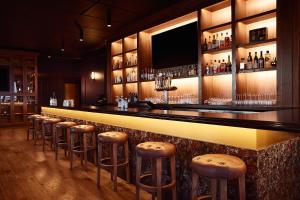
[
  {"x1": 197, "y1": 10, "x2": 203, "y2": 103},
  {"x1": 277, "y1": 0, "x2": 293, "y2": 106},
  {"x1": 231, "y1": 0, "x2": 237, "y2": 101},
  {"x1": 292, "y1": 0, "x2": 300, "y2": 106}
]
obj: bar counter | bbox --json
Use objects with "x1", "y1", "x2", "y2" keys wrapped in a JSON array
[{"x1": 41, "y1": 105, "x2": 300, "y2": 200}]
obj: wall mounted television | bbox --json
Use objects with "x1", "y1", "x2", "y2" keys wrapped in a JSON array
[
  {"x1": 0, "y1": 66, "x2": 10, "y2": 92},
  {"x1": 152, "y1": 22, "x2": 198, "y2": 69}
]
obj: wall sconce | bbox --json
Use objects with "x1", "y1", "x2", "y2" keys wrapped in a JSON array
[{"x1": 91, "y1": 72, "x2": 96, "y2": 80}]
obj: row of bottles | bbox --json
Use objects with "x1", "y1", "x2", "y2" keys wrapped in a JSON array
[
  {"x1": 112, "y1": 58, "x2": 122, "y2": 70},
  {"x1": 125, "y1": 53, "x2": 137, "y2": 67},
  {"x1": 140, "y1": 64, "x2": 198, "y2": 81},
  {"x1": 203, "y1": 32, "x2": 232, "y2": 51},
  {"x1": 205, "y1": 55, "x2": 232, "y2": 75},
  {"x1": 240, "y1": 50, "x2": 276, "y2": 70},
  {"x1": 128, "y1": 92, "x2": 138, "y2": 103},
  {"x1": 114, "y1": 75, "x2": 123, "y2": 84},
  {"x1": 140, "y1": 69, "x2": 155, "y2": 81},
  {"x1": 155, "y1": 73, "x2": 173, "y2": 90},
  {"x1": 126, "y1": 68, "x2": 137, "y2": 82}
]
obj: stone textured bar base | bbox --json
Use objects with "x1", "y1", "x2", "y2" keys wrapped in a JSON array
[{"x1": 43, "y1": 112, "x2": 300, "y2": 200}]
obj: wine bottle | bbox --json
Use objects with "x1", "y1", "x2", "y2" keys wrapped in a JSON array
[
  {"x1": 247, "y1": 52, "x2": 253, "y2": 69},
  {"x1": 258, "y1": 51, "x2": 264, "y2": 69},
  {"x1": 253, "y1": 52, "x2": 259, "y2": 69},
  {"x1": 226, "y1": 55, "x2": 232, "y2": 72}
]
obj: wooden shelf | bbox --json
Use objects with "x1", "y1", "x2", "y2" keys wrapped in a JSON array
[
  {"x1": 140, "y1": 79, "x2": 155, "y2": 83},
  {"x1": 238, "y1": 67, "x2": 276, "y2": 74},
  {"x1": 202, "y1": 22, "x2": 232, "y2": 32},
  {"x1": 124, "y1": 65, "x2": 138, "y2": 69},
  {"x1": 111, "y1": 53, "x2": 123, "y2": 57},
  {"x1": 124, "y1": 49, "x2": 137, "y2": 54},
  {"x1": 203, "y1": 72, "x2": 232, "y2": 77},
  {"x1": 112, "y1": 68, "x2": 122, "y2": 72},
  {"x1": 112, "y1": 82, "x2": 123, "y2": 85},
  {"x1": 125, "y1": 81, "x2": 138, "y2": 84},
  {"x1": 237, "y1": 38, "x2": 276, "y2": 49},
  {"x1": 203, "y1": 47, "x2": 232, "y2": 54},
  {"x1": 173, "y1": 75, "x2": 198, "y2": 80},
  {"x1": 236, "y1": 9, "x2": 277, "y2": 24}
]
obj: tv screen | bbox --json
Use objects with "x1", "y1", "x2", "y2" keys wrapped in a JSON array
[
  {"x1": 0, "y1": 66, "x2": 10, "y2": 92},
  {"x1": 152, "y1": 22, "x2": 198, "y2": 68}
]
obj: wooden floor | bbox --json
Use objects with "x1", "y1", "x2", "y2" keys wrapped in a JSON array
[{"x1": 0, "y1": 126, "x2": 150, "y2": 200}]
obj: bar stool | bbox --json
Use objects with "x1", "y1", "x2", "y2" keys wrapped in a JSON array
[
  {"x1": 54, "y1": 121, "x2": 77, "y2": 160},
  {"x1": 136, "y1": 141, "x2": 176, "y2": 200},
  {"x1": 34, "y1": 116, "x2": 50, "y2": 145},
  {"x1": 191, "y1": 154, "x2": 246, "y2": 200},
  {"x1": 97, "y1": 131, "x2": 130, "y2": 192},
  {"x1": 27, "y1": 114, "x2": 41, "y2": 140},
  {"x1": 42, "y1": 118, "x2": 62, "y2": 151},
  {"x1": 70, "y1": 124, "x2": 96, "y2": 170}
]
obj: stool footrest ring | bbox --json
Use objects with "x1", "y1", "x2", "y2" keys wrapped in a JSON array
[
  {"x1": 98, "y1": 157, "x2": 128, "y2": 168},
  {"x1": 137, "y1": 173, "x2": 176, "y2": 193}
]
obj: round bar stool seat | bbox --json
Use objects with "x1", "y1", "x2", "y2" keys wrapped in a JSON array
[
  {"x1": 42, "y1": 118, "x2": 62, "y2": 151},
  {"x1": 97, "y1": 131, "x2": 130, "y2": 192},
  {"x1": 54, "y1": 121, "x2": 77, "y2": 160},
  {"x1": 136, "y1": 142, "x2": 176, "y2": 158},
  {"x1": 70, "y1": 124, "x2": 95, "y2": 133},
  {"x1": 27, "y1": 114, "x2": 42, "y2": 140},
  {"x1": 191, "y1": 154, "x2": 246, "y2": 200},
  {"x1": 70, "y1": 124, "x2": 96, "y2": 170},
  {"x1": 98, "y1": 131, "x2": 128, "y2": 144},
  {"x1": 136, "y1": 141, "x2": 177, "y2": 200}
]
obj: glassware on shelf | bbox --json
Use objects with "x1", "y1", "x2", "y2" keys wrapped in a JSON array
[
  {"x1": 234, "y1": 93, "x2": 277, "y2": 106},
  {"x1": 204, "y1": 98, "x2": 232, "y2": 105}
]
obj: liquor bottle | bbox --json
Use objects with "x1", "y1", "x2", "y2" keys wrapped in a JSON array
[
  {"x1": 271, "y1": 57, "x2": 277, "y2": 68},
  {"x1": 258, "y1": 51, "x2": 264, "y2": 69},
  {"x1": 225, "y1": 32, "x2": 230, "y2": 48},
  {"x1": 220, "y1": 59, "x2": 225, "y2": 72},
  {"x1": 208, "y1": 36, "x2": 212, "y2": 50},
  {"x1": 240, "y1": 58, "x2": 245, "y2": 71},
  {"x1": 220, "y1": 33, "x2": 225, "y2": 49},
  {"x1": 247, "y1": 52, "x2": 253, "y2": 69},
  {"x1": 213, "y1": 60, "x2": 217, "y2": 74},
  {"x1": 216, "y1": 34, "x2": 220, "y2": 49},
  {"x1": 226, "y1": 55, "x2": 232, "y2": 72},
  {"x1": 205, "y1": 63, "x2": 210, "y2": 75},
  {"x1": 203, "y1": 38, "x2": 208, "y2": 51},
  {"x1": 209, "y1": 60, "x2": 214, "y2": 74},
  {"x1": 253, "y1": 52, "x2": 259, "y2": 69},
  {"x1": 265, "y1": 50, "x2": 271, "y2": 68},
  {"x1": 212, "y1": 35, "x2": 216, "y2": 49},
  {"x1": 217, "y1": 60, "x2": 221, "y2": 73}
]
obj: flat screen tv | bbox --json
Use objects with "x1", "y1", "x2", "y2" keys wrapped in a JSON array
[
  {"x1": 0, "y1": 66, "x2": 10, "y2": 92},
  {"x1": 152, "y1": 22, "x2": 198, "y2": 68}
]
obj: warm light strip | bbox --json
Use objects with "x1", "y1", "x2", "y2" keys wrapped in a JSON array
[
  {"x1": 41, "y1": 107, "x2": 296, "y2": 151},
  {"x1": 150, "y1": 18, "x2": 197, "y2": 36}
]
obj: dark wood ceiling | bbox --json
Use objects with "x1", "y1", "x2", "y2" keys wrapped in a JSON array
[{"x1": 0, "y1": 0, "x2": 181, "y2": 57}]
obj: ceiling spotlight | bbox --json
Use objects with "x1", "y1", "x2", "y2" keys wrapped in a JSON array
[
  {"x1": 48, "y1": 55, "x2": 51, "y2": 59},
  {"x1": 61, "y1": 48, "x2": 65, "y2": 52},
  {"x1": 106, "y1": 8, "x2": 112, "y2": 27}
]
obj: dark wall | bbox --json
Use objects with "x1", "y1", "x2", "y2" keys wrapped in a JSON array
[
  {"x1": 38, "y1": 56, "x2": 81, "y2": 106},
  {"x1": 38, "y1": 48, "x2": 107, "y2": 106},
  {"x1": 80, "y1": 48, "x2": 107, "y2": 105}
]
